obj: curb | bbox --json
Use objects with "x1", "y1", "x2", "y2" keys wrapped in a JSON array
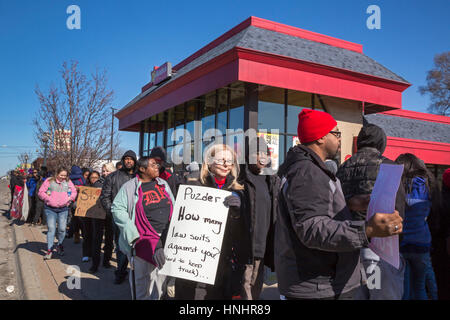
[
  {"x1": 10, "y1": 220, "x2": 26, "y2": 300},
  {"x1": 11, "y1": 221, "x2": 49, "y2": 300},
  {"x1": 11, "y1": 221, "x2": 31, "y2": 300}
]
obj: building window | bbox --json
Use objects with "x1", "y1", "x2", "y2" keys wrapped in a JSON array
[
  {"x1": 202, "y1": 92, "x2": 216, "y2": 134},
  {"x1": 258, "y1": 85, "x2": 285, "y2": 132},
  {"x1": 217, "y1": 88, "x2": 228, "y2": 136},
  {"x1": 229, "y1": 82, "x2": 244, "y2": 131},
  {"x1": 155, "y1": 113, "x2": 164, "y2": 147}
]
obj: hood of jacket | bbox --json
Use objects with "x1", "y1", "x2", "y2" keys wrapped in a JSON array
[
  {"x1": 69, "y1": 166, "x2": 85, "y2": 184},
  {"x1": 278, "y1": 145, "x2": 336, "y2": 182},
  {"x1": 121, "y1": 150, "x2": 137, "y2": 173},
  {"x1": 356, "y1": 124, "x2": 387, "y2": 154}
]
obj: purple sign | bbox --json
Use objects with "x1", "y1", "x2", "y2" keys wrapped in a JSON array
[
  {"x1": 152, "y1": 62, "x2": 172, "y2": 85},
  {"x1": 366, "y1": 163, "x2": 404, "y2": 269}
]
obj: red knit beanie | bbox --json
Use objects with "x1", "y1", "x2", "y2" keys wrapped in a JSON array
[
  {"x1": 443, "y1": 168, "x2": 450, "y2": 188},
  {"x1": 297, "y1": 109, "x2": 337, "y2": 143}
]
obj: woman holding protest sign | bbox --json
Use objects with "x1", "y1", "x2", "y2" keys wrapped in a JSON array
[
  {"x1": 87, "y1": 170, "x2": 112, "y2": 273},
  {"x1": 111, "y1": 156, "x2": 175, "y2": 300},
  {"x1": 79, "y1": 171, "x2": 102, "y2": 264},
  {"x1": 38, "y1": 168, "x2": 77, "y2": 260},
  {"x1": 175, "y1": 143, "x2": 248, "y2": 300}
]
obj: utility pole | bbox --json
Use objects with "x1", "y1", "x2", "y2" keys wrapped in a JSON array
[
  {"x1": 42, "y1": 133, "x2": 49, "y2": 168},
  {"x1": 110, "y1": 107, "x2": 118, "y2": 161}
]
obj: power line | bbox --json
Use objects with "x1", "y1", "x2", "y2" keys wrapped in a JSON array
[{"x1": 0, "y1": 145, "x2": 37, "y2": 148}]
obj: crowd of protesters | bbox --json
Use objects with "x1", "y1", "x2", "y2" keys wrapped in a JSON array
[{"x1": 6, "y1": 109, "x2": 450, "y2": 301}]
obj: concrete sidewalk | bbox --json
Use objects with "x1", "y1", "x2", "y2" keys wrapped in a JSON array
[{"x1": 12, "y1": 220, "x2": 131, "y2": 300}]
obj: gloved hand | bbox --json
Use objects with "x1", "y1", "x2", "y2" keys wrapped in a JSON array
[
  {"x1": 153, "y1": 248, "x2": 166, "y2": 269},
  {"x1": 223, "y1": 195, "x2": 241, "y2": 209}
]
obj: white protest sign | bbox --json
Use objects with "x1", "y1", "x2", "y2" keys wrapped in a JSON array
[
  {"x1": 366, "y1": 163, "x2": 404, "y2": 269},
  {"x1": 159, "y1": 184, "x2": 232, "y2": 285}
]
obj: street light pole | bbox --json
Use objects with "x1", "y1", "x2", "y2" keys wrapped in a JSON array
[
  {"x1": 42, "y1": 133, "x2": 49, "y2": 168},
  {"x1": 110, "y1": 107, "x2": 117, "y2": 161}
]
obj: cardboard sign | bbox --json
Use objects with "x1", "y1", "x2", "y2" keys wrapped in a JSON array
[
  {"x1": 366, "y1": 163, "x2": 404, "y2": 269},
  {"x1": 159, "y1": 185, "x2": 232, "y2": 285},
  {"x1": 75, "y1": 186, "x2": 106, "y2": 219}
]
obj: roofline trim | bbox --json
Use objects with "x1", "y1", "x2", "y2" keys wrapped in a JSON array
[
  {"x1": 385, "y1": 136, "x2": 450, "y2": 165},
  {"x1": 235, "y1": 47, "x2": 411, "y2": 91},
  {"x1": 249, "y1": 16, "x2": 363, "y2": 53},
  {"x1": 382, "y1": 109, "x2": 450, "y2": 124}
]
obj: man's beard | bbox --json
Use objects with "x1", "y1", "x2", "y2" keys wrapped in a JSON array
[{"x1": 327, "y1": 146, "x2": 340, "y2": 160}]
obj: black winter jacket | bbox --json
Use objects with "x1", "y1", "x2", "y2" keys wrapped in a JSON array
[
  {"x1": 275, "y1": 145, "x2": 369, "y2": 299},
  {"x1": 100, "y1": 151, "x2": 136, "y2": 215},
  {"x1": 175, "y1": 173, "x2": 247, "y2": 300},
  {"x1": 239, "y1": 165, "x2": 280, "y2": 271},
  {"x1": 336, "y1": 124, "x2": 405, "y2": 221}
]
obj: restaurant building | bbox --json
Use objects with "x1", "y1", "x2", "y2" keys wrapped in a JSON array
[{"x1": 115, "y1": 16, "x2": 449, "y2": 175}]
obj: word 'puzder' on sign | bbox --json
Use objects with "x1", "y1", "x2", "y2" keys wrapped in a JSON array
[
  {"x1": 74, "y1": 186, "x2": 106, "y2": 220},
  {"x1": 159, "y1": 185, "x2": 231, "y2": 285}
]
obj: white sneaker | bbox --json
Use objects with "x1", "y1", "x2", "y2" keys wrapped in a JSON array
[{"x1": 82, "y1": 256, "x2": 90, "y2": 262}]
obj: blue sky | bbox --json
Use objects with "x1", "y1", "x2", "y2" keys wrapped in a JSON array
[{"x1": 0, "y1": 0, "x2": 449, "y2": 175}]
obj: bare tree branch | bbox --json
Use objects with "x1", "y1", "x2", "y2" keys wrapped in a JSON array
[
  {"x1": 33, "y1": 61, "x2": 120, "y2": 171},
  {"x1": 419, "y1": 51, "x2": 450, "y2": 116}
]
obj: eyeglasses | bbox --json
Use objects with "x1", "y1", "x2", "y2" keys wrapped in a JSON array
[
  {"x1": 213, "y1": 159, "x2": 234, "y2": 166},
  {"x1": 148, "y1": 162, "x2": 161, "y2": 169},
  {"x1": 329, "y1": 131, "x2": 342, "y2": 139}
]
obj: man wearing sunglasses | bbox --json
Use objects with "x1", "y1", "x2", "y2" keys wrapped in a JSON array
[{"x1": 275, "y1": 109, "x2": 403, "y2": 300}]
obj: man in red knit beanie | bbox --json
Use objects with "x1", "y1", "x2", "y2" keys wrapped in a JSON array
[{"x1": 275, "y1": 109, "x2": 403, "y2": 300}]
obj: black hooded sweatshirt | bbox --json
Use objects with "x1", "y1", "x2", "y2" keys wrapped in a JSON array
[
  {"x1": 336, "y1": 124, "x2": 405, "y2": 221},
  {"x1": 100, "y1": 150, "x2": 137, "y2": 214}
]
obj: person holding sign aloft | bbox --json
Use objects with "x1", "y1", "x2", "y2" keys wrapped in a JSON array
[
  {"x1": 175, "y1": 143, "x2": 247, "y2": 300},
  {"x1": 111, "y1": 156, "x2": 175, "y2": 300}
]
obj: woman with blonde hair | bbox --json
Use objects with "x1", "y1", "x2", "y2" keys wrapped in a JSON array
[
  {"x1": 102, "y1": 162, "x2": 116, "y2": 178},
  {"x1": 176, "y1": 143, "x2": 248, "y2": 299}
]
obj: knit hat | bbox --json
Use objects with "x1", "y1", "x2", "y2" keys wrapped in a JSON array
[
  {"x1": 186, "y1": 161, "x2": 199, "y2": 173},
  {"x1": 443, "y1": 168, "x2": 450, "y2": 188},
  {"x1": 149, "y1": 146, "x2": 171, "y2": 168},
  {"x1": 297, "y1": 109, "x2": 337, "y2": 143}
]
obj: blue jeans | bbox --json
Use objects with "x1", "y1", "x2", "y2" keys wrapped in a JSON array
[
  {"x1": 113, "y1": 223, "x2": 129, "y2": 277},
  {"x1": 402, "y1": 251, "x2": 437, "y2": 300},
  {"x1": 425, "y1": 257, "x2": 438, "y2": 300},
  {"x1": 44, "y1": 208, "x2": 69, "y2": 251}
]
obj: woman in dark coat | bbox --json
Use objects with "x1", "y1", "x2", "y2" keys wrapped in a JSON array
[{"x1": 175, "y1": 144, "x2": 248, "y2": 300}]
